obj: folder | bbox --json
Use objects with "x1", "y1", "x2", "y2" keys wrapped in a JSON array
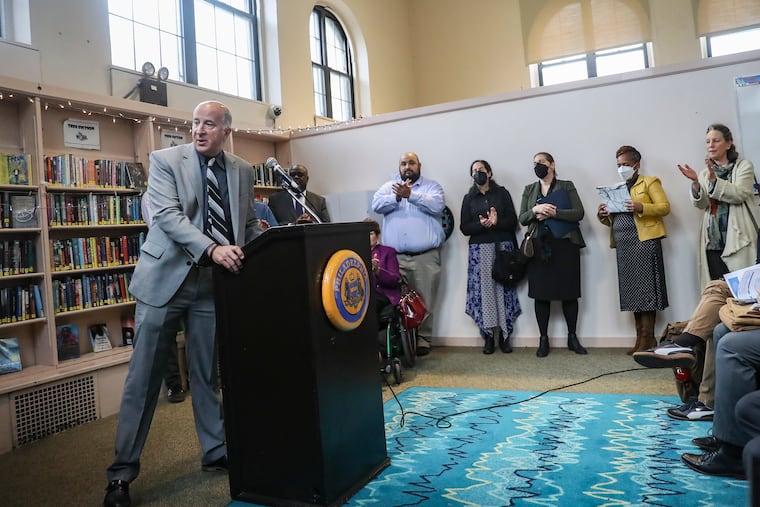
[{"x1": 538, "y1": 188, "x2": 579, "y2": 238}]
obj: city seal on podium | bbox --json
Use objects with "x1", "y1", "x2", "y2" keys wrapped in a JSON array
[{"x1": 321, "y1": 249, "x2": 370, "y2": 331}]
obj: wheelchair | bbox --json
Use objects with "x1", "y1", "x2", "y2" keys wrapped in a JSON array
[{"x1": 378, "y1": 287, "x2": 427, "y2": 385}]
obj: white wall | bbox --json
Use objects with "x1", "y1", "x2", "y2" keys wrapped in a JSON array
[{"x1": 291, "y1": 51, "x2": 760, "y2": 348}]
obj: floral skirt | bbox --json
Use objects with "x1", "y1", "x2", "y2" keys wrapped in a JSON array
[{"x1": 465, "y1": 241, "x2": 522, "y2": 337}]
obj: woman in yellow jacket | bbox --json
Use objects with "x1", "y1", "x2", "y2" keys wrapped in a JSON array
[{"x1": 598, "y1": 145, "x2": 671, "y2": 354}]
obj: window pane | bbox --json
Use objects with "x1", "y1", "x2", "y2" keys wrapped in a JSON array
[
  {"x1": 133, "y1": 0, "x2": 160, "y2": 28},
  {"x1": 216, "y1": 8, "x2": 235, "y2": 54},
  {"x1": 196, "y1": 44, "x2": 219, "y2": 90},
  {"x1": 234, "y1": 15, "x2": 252, "y2": 57},
  {"x1": 541, "y1": 60, "x2": 588, "y2": 86},
  {"x1": 218, "y1": 0, "x2": 250, "y2": 14},
  {"x1": 195, "y1": 0, "x2": 216, "y2": 46},
  {"x1": 313, "y1": 66, "x2": 327, "y2": 117},
  {"x1": 236, "y1": 56, "x2": 255, "y2": 100},
  {"x1": 216, "y1": 50, "x2": 237, "y2": 95},
  {"x1": 331, "y1": 73, "x2": 351, "y2": 121},
  {"x1": 134, "y1": 24, "x2": 162, "y2": 72},
  {"x1": 108, "y1": 0, "x2": 133, "y2": 19},
  {"x1": 160, "y1": 32, "x2": 184, "y2": 81},
  {"x1": 109, "y1": 14, "x2": 135, "y2": 69},
  {"x1": 158, "y1": 0, "x2": 181, "y2": 33},
  {"x1": 710, "y1": 27, "x2": 760, "y2": 57},
  {"x1": 325, "y1": 17, "x2": 347, "y2": 72},
  {"x1": 596, "y1": 49, "x2": 645, "y2": 77},
  {"x1": 310, "y1": 11, "x2": 322, "y2": 63}
]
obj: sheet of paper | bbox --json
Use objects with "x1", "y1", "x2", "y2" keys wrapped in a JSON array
[
  {"x1": 723, "y1": 263, "x2": 760, "y2": 300},
  {"x1": 596, "y1": 182, "x2": 630, "y2": 213}
]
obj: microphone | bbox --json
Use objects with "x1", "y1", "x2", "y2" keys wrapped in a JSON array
[{"x1": 265, "y1": 157, "x2": 301, "y2": 194}]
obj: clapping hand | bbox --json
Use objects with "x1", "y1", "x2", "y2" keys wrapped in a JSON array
[
  {"x1": 677, "y1": 163, "x2": 698, "y2": 182},
  {"x1": 392, "y1": 179, "x2": 412, "y2": 201},
  {"x1": 479, "y1": 207, "x2": 498, "y2": 228}
]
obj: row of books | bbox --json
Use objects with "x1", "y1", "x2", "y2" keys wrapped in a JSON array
[
  {"x1": 0, "y1": 193, "x2": 39, "y2": 229},
  {"x1": 0, "y1": 284, "x2": 44, "y2": 323},
  {"x1": 0, "y1": 153, "x2": 31, "y2": 185},
  {"x1": 51, "y1": 234, "x2": 143, "y2": 271},
  {"x1": 0, "y1": 239, "x2": 36, "y2": 276},
  {"x1": 46, "y1": 193, "x2": 144, "y2": 226},
  {"x1": 254, "y1": 163, "x2": 280, "y2": 187},
  {"x1": 52, "y1": 272, "x2": 133, "y2": 314},
  {"x1": 45, "y1": 156, "x2": 147, "y2": 189}
]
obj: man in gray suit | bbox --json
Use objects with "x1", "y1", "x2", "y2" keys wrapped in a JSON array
[
  {"x1": 268, "y1": 163, "x2": 331, "y2": 224},
  {"x1": 103, "y1": 100, "x2": 261, "y2": 507}
]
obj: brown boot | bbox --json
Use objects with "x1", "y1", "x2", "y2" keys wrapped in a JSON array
[
  {"x1": 628, "y1": 312, "x2": 644, "y2": 355},
  {"x1": 638, "y1": 311, "x2": 657, "y2": 352}
]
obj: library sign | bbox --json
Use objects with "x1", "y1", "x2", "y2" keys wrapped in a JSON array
[{"x1": 63, "y1": 118, "x2": 101, "y2": 150}]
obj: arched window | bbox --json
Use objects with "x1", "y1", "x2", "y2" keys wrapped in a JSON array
[
  {"x1": 310, "y1": 6, "x2": 355, "y2": 121},
  {"x1": 521, "y1": 0, "x2": 651, "y2": 86}
]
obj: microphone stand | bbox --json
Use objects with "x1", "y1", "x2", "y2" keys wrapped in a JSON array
[{"x1": 279, "y1": 181, "x2": 323, "y2": 224}]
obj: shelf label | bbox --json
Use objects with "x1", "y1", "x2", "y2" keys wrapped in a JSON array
[{"x1": 63, "y1": 118, "x2": 101, "y2": 150}]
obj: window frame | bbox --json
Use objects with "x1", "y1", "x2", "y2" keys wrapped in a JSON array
[
  {"x1": 535, "y1": 42, "x2": 650, "y2": 87},
  {"x1": 310, "y1": 5, "x2": 355, "y2": 121},
  {"x1": 107, "y1": 0, "x2": 262, "y2": 101},
  {"x1": 703, "y1": 24, "x2": 760, "y2": 58}
]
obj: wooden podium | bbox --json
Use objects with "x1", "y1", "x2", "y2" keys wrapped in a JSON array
[{"x1": 213, "y1": 222, "x2": 389, "y2": 506}]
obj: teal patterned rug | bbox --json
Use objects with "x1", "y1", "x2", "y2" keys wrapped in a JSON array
[{"x1": 232, "y1": 387, "x2": 748, "y2": 506}]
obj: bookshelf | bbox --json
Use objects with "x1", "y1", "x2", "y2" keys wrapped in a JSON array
[{"x1": 0, "y1": 77, "x2": 289, "y2": 454}]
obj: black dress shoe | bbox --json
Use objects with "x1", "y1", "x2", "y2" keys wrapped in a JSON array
[
  {"x1": 202, "y1": 455, "x2": 229, "y2": 472},
  {"x1": 104, "y1": 479, "x2": 130, "y2": 507},
  {"x1": 681, "y1": 448, "x2": 746, "y2": 479},
  {"x1": 536, "y1": 336, "x2": 550, "y2": 357},
  {"x1": 567, "y1": 333, "x2": 587, "y2": 355},
  {"x1": 692, "y1": 435, "x2": 720, "y2": 452}
]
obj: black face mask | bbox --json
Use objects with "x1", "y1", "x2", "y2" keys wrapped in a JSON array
[
  {"x1": 534, "y1": 162, "x2": 549, "y2": 179},
  {"x1": 473, "y1": 171, "x2": 488, "y2": 186}
]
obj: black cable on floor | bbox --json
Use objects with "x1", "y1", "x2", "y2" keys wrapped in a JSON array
[{"x1": 384, "y1": 366, "x2": 654, "y2": 429}]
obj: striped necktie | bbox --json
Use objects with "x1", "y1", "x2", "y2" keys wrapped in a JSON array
[{"x1": 206, "y1": 158, "x2": 230, "y2": 246}]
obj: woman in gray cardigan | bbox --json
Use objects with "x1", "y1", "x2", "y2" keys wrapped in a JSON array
[{"x1": 519, "y1": 152, "x2": 587, "y2": 357}]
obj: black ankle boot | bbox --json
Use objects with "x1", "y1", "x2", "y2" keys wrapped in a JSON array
[
  {"x1": 499, "y1": 331, "x2": 512, "y2": 353},
  {"x1": 483, "y1": 334, "x2": 495, "y2": 355},
  {"x1": 568, "y1": 333, "x2": 587, "y2": 354},
  {"x1": 536, "y1": 336, "x2": 550, "y2": 357}
]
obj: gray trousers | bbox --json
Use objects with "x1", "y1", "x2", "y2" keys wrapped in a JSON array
[
  {"x1": 713, "y1": 324, "x2": 760, "y2": 447},
  {"x1": 398, "y1": 248, "x2": 441, "y2": 338},
  {"x1": 107, "y1": 266, "x2": 225, "y2": 482}
]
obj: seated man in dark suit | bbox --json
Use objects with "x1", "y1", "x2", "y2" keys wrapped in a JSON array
[{"x1": 268, "y1": 164, "x2": 331, "y2": 224}]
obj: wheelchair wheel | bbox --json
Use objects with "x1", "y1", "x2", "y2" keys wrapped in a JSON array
[
  {"x1": 399, "y1": 326, "x2": 416, "y2": 368},
  {"x1": 392, "y1": 358, "x2": 402, "y2": 385}
]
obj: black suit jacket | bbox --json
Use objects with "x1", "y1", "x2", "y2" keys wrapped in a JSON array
[{"x1": 268, "y1": 189, "x2": 331, "y2": 224}]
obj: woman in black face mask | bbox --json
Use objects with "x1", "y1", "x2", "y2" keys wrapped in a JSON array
[
  {"x1": 460, "y1": 160, "x2": 522, "y2": 354},
  {"x1": 519, "y1": 152, "x2": 587, "y2": 358}
]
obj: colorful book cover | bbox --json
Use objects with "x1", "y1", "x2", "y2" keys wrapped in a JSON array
[
  {"x1": 7, "y1": 154, "x2": 30, "y2": 185},
  {"x1": 56, "y1": 324, "x2": 80, "y2": 361},
  {"x1": 10, "y1": 194, "x2": 38, "y2": 228},
  {"x1": 0, "y1": 155, "x2": 7, "y2": 184},
  {"x1": 89, "y1": 323, "x2": 112, "y2": 353},
  {"x1": 0, "y1": 337, "x2": 21, "y2": 374}
]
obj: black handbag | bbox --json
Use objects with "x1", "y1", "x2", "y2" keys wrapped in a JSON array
[{"x1": 492, "y1": 246, "x2": 526, "y2": 287}]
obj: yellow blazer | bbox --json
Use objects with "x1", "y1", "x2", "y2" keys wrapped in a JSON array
[{"x1": 597, "y1": 175, "x2": 670, "y2": 247}]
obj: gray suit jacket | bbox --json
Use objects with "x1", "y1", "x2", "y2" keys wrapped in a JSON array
[
  {"x1": 268, "y1": 189, "x2": 331, "y2": 224},
  {"x1": 129, "y1": 143, "x2": 261, "y2": 307}
]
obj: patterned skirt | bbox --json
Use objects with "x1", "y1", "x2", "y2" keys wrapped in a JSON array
[
  {"x1": 612, "y1": 213, "x2": 669, "y2": 312},
  {"x1": 465, "y1": 241, "x2": 522, "y2": 337}
]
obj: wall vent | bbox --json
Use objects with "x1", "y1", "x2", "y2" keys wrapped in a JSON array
[{"x1": 11, "y1": 374, "x2": 99, "y2": 448}]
